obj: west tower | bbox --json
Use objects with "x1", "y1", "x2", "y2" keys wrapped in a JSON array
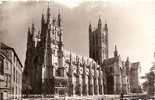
[{"x1": 23, "y1": 6, "x2": 67, "y2": 95}]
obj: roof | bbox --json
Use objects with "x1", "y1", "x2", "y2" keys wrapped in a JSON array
[
  {"x1": 102, "y1": 56, "x2": 120, "y2": 65},
  {"x1": 0, "y1": 42, "x2": 23, "y2": 68},
  {"x1": 131, "y1": 62, "x2": 140, "y2": 70}
]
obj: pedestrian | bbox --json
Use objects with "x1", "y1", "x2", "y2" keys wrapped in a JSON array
[{"x1": 120, "y1": 93, "x2": 124, "y2": 100}]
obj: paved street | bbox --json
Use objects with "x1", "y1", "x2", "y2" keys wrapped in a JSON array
[{"x1": 21, "y1": 94, "x2": 155, "y2": 100}]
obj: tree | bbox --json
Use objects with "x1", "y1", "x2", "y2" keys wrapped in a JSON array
[{"x1": 142, "y1": 64, "x2": 155, "y2": 95}]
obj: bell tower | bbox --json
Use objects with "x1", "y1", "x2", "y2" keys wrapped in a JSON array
[{"x1": 89, "y1": 17, "x2": 109, "y2": 65}]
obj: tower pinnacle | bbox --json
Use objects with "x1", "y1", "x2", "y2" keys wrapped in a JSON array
[
  {"x1": 41, "y1": 14, "x2": 45, "y2": 25},
  {"x1": 126, "y1": 56, "x2": 129, "y2": 62},
  {"x1": 89, "y1": 23, "x2": 92, "y2": 33},
  {"x1": 57, "y1": 9, "x2": 62, "y2": 27},
  {"x1": 98, "y1": 16, "x2": 102, "y2": 29},
  {"x1": 46, "y1": 3, "x2": 50, "y2": 23},
  {"x1": 31, "y1": 23, "x2": 35, "y2": 35},
  {"x1": 104, "y1": 20, "x2": 108, "y2": 32},
  {"x1": 114, "y1": 45, "x2": 118, "y2": 57}
]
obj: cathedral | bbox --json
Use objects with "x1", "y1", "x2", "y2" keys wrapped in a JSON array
[{"x1": 22, "y1": 6, "x2": 141, "y2": 97}]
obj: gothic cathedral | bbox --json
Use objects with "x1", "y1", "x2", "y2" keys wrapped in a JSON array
[{"x1": 22, "y1": 6, "x2": 141, "y2": 97}]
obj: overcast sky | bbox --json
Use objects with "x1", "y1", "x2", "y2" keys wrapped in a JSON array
[{"x1": 0, "y1": 0, "x2": 155, "y2": 80}]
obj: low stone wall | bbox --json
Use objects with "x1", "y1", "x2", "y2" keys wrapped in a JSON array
[{"x1": 22, "y1": 95, "x2": 120, "y2": 100}]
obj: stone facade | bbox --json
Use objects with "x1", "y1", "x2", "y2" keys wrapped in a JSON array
[
  {"x1": 0, "y1": 43, "x2": 23, "y2": 99},
  {"x1": 22, "y1": 6, "x2": 141, "y2": 97},
  {"x1": 102, "y1": 47, "x2": 140, "y2": 94},
  {"x1": 64, "y1": 52, "x2": 104, "y2": 96}
]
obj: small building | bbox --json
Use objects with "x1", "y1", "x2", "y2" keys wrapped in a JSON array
[{"x1": 0, "y1": 43, "x2": 23, "y2": 99}]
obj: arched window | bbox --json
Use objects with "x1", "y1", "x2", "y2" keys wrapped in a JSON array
[
  {"x1": 56, "y1": 68, "x2": 64, "y2": 77},
  {"x1": 0, "y1": 57, "x2": 4, "y2": 75}
]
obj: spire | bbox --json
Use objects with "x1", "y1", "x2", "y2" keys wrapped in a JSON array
[
  {"x1": 44, "y1": 24, "x2": 52, "y2": 68},
  {"x1": 27, "y1": 27, "x2": 32, "y2": 46},
  {"x1": 69, "y1": 50, "x2": 72, "y2": 63},
  {"x1": 98, "y1": 16, "x2": 102, "y2": 29},
  {"x1": 46, "y1": 3, "x2": 50, "y2": 24},
  {"x1": 125, "y1": 56, "x2": 130, "y2": 67},
  {"x1": 31, "y1": 23, "x2": 35, "y2": 35},
  {"x1": 41, "y1": 14, "x2": 45, "y2": 34},
  {"x1": 82, "y1": 56, "x2": 85, "y2": 65},
  {"x1": 89, "y1": 23, "x2": 92, "y2": 33},
  {"x1": 104, "y1": 20, "x2": 109, "y2": 59},
  {"x1": 76, "y1": 56, "x2": 80, "y2": 63},
  {"x1": 28, "y1": 27, "x2": 31, "y2": 36},
  {"x1": 114, "y1": 45, "x2": 118, "y2": 57},
  {"x1": 57, "y1": 9, "x2": 61, "y2": 27},
  {"x1": 68, "y1": 51, "x2": 73, "y2": 77},
  {"x1": 41, "y1": 13, "x2": 45, "y2": 25},
  {"x1": 104, "y1": 20, "x2": 108, "y2": 32},
  {"x1": 126, "y1": 57, "x2": 129, "y2": 62},
  {"x1": 76, "y1": 56, "x2": 80, "y2": 75}
]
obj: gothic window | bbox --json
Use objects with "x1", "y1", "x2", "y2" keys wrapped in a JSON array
[
  {"x1": 5, "y1": 75, "x2": 10, "y2": 88},
  {"x1": 56, "y1": 68, "x2": 64, "y2": 77},
  {"x1": 16, "y1": 70, "x2": 18, "y2": 83},
  {"x1": 101, "y1": 33, "x2": 105, "y2": 43},
  {"x1": 0, "y1": 57, "x2": 4, "y2": 75},
  {"x1": 110, "y1": 67, "x2": 113, "y2": 76},
  {"x1": 56, "y1": 69, "x2": 60, "y2": 76},
  {"x1": 5, "y1": 61, "x2": 8, "y2": 71},
  {"x1": 13, "y1": 67, "x2": 15, "y2": 82},
  {"x1": 102, "y1": 50, "x2": 104, "y2": 59},
  {"x1": 14, "y1": 55, "x2": 16, "y2": 63}
]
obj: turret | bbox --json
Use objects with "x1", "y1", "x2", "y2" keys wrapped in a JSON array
[
  {"x1": 57, "y1": 11, "x2": 61, "y2": 27},
  {"x1": 41, "y1": 14, "x2": 45, "y2": 26},
  {"x1": 26, "y1": 26, "x2": 33, "y2": 54},
  {"x1": 125, "y1": 57, "x2": 130, "y2": 75},
  {"x1": 125, "y1": 57, "x2": 129, "y2": 65},
  {"x1": 89, "y1": 23, "x2": 92, "y2": 33},
  {"x1": 27, "y1": 27, "x2": 31, "y2": 43},
  {"x1": 82, "y1": 57, "x2": 86, "y2": 75},
  {"x1": 46, "y1": 28, "x2": 52, "y2": 67},
  {"x1": 57, "y1": 14, "x2": 64, "y2": 77},
  {"x1": 104, "y1": 21, "x2": 108, "y2": 32},
  {"x1": 46, "y1": 5, "x2": 50, "y2": 24},
  {"x1": 41, "y1": 14, "x2": 45, "y2": 33},
  {"x1": 114, "y1": 45, "x2": 118, "y2": 57},
  {"x1": 69, "y1": 51, "x2": 72, "y2": 64},
  {"x1": 76, "y1": 56, "x2": 80, "y2": 75},
  {"x1": 68, "y1": 51, "x2": 73, "y2": 76},
  {"x1": 98, "y1": 17, "x2": 102, "y2": 29},
  {"x1": 104, "y1": 20, "x2": 108, "y2": 59},
  {"x1": 31, "y1": 23, "x2": 35, "y2": 35},
  {"x1": 89, "y1": 23, "x2": 93, "y2": 59},
  {"x1": 23, "y1": 27, "x2": 33, "y2": 93}
]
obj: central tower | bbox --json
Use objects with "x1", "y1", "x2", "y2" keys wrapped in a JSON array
[{"x1": 89, "y1": 17, "x2": 108, "y2": 65}]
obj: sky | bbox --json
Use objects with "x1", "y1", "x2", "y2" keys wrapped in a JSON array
[{"x1": 0, "y1": 0, "x2": 155, "y2": 82}]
